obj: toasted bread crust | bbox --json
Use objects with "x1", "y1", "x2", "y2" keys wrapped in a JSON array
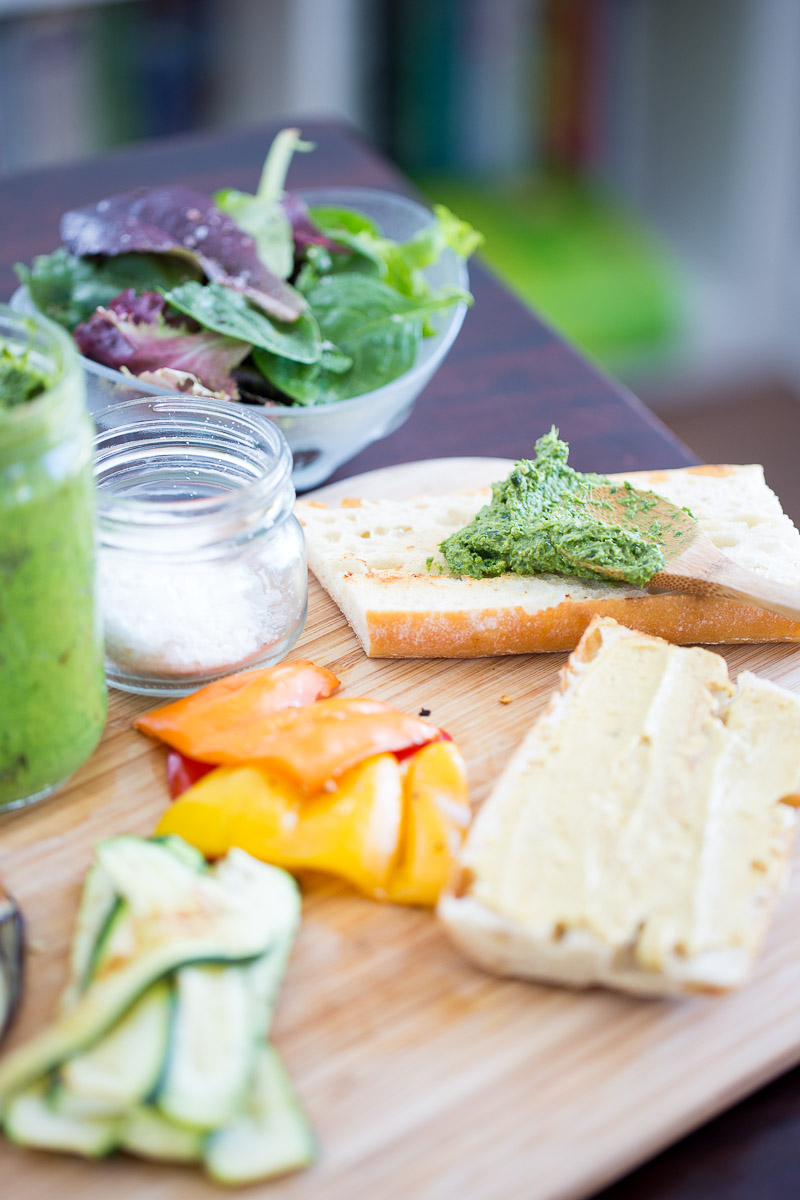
[{"x1": 363, "y1": 593, "x2": 800, "y2": 657}]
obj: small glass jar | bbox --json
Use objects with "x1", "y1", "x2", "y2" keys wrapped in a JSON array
[
  {"x1": 93, "y1": 397, "x2": 308, "y2": 696},
  {"x1": 0, "y1": 307, "x2": 107, "y2": 812}
]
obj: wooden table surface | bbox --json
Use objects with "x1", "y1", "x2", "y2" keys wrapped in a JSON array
[{"x1": 0, "y1": 119, "x2": 797, "y2": 1199}]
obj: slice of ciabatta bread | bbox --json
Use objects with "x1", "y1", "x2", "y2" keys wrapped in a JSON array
[
  {"x1": 438, "y1": 617, "x2": 800, "y2": 996},
  {"x1": 297, "y1": 464, "x2": 800, "y2": 657}
]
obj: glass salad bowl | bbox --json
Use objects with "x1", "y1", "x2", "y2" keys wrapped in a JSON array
[{"x1": 11, "y1": 189, "x2": 469, "y2": 491}]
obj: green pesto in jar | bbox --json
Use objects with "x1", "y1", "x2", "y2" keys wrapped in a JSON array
[
  {"x1": 438, "y1": 428, "x2": 670, "y2": 587},
  {"x1": 0, "y1": 345, "x2": 49, "y2": 409},
  {"x1": 0, "y1": 322, "x2": 106, "y2": 811}
]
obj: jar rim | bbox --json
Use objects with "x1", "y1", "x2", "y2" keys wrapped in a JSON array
[{"x1": 93, "y1": 396, "x2": 294, "y2": 533}]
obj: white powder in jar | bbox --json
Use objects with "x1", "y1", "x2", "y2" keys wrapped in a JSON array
[{"x1": 99, "y1": 547, "x2": 302, "y2": 677}]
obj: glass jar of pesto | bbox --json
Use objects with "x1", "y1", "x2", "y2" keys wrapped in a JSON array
[{"x1": 0, "y1": 307, "x2": 106, "y2": 811}]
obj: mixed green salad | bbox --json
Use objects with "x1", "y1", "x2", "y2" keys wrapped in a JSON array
[{"x1": 15, "y1": 129, "x2": 482, "y2": 406}]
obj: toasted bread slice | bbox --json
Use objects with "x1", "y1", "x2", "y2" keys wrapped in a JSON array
[
  {"x1": 298, "y1": 464, "x2": 800, "y2": 657},
  {"x1": 438, "y1": 617, "x2": 800, "y2": 996}
]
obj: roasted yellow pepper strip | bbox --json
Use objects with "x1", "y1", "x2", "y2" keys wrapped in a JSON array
[
  {"x1": 384, "y1": 741, "x2": 471, "y2": 907},
  {"x1": 154, "y1": 741, "x2": 470, "y2": 907},
  {"x1": 155, "y1": 754, "x2": 404, "y2": 896}
]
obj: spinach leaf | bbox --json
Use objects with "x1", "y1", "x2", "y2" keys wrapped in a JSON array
[
  {"x1": 305, "y1": 206, "x2": 384, "y2": 269},
  {"x1": 253, "y1": 343, "x2": 356, "y2": 406},
  {"x1": 164, "y1": 280, "x2": 322, "y2": 364},
  {"x1": 15, "y1": 248, "x2": 198, "y2": 330},
  {"x1": 293, "y1": 241, "x2": 379, "y2": 293},
  {"x1": 317, "y1": 341, "x2": 353, "y2": 374},
  {"x1": 253, "y1": 274, "x2": 469, "y2": 405},
  {"x1": 214, "y1": 128, "x2": 313, "y2": 279},
  {"x1": 307, "y1": 205, "x2": 398, "y2": 284}
]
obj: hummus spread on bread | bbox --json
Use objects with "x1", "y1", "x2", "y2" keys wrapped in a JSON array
[{"x1": 442, "y1": 619, "x2": 800, "y2": 993}]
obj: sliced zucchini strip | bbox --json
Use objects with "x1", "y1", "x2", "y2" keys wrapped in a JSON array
[
  {"x1": 63, "y1": 838, "x2": 205, "y2": 1012},
  {"x1": 151, "y1": 835, "x2": 207, "y2": 873},
  {"x1": 49, "y1": 1084, "x2": 126, "y2": 1121},
  {"x1": 0, "y1": 927, "x2": 270, "y2": 1105},
  {"x1": 158, "y1": 963, "x2": 255, "y2": 1130},
  {"x1": 4, "y1": 1078, "x2": 119, "y2": 1158},
  {"x1": 121, "y1": 1103, "x2": 204, "y2": 1163},
  {"x1": 204, "y1": 1044, "x2": 315, "y2": 1184},
  {"x1": 212, "y1": 849, "x2": 301, "y2": 940},
  {"x1": 0, "y1": 840, "x2": 311, "y2": 1182},
  {"x1": 249, "y1": 939, "x2": 293, "y2": 1039},
  {"x1": 60, "y1": 979, "x2": 173, "y2": 1111},
  {"x1": 94, "y1": 836, "x2": 222, "y2": 920},
  {"x1": 62, "y1": 866, "x2": 119, "y2": 1009},
  {"x1": 156, "y1": 858, "x2": 301, "y2": 1130}
]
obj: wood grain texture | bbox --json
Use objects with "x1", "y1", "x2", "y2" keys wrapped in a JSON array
[{"x1": 3, "y1": 459, "x2": 800, "y2": 1200}]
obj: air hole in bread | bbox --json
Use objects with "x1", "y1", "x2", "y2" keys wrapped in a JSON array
[
  {"x1": 711, "y1": 532, "x2": 743, "y2": 548},
  {"x1": 366, "y1": 557, "x2": 405, "y2": 571}
]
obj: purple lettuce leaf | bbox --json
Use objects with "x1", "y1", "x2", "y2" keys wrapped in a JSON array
[
  {"x1": 73, "y1": 289, "x2": 251, "y2": 397},
  {"x1": 61, "y1": 186, "x2": 304, "y2": 322},
  {"x1": 282, "y1": 193, "x2": 347, "y2": 253},
  {"x1": 101, "y1": 288, "x2": 186, "y2": 327}
]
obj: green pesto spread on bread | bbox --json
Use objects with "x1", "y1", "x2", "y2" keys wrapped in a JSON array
[{"x1": 439, "y1": 429, "x2": 672, "y2": 587}]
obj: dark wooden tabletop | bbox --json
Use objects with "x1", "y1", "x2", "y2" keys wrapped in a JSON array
[{"x1": 1, "y1": 120, "x2": 798, "y2": 1200}]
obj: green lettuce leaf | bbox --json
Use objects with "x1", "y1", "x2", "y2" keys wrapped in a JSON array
[
  {"x1": 215, "y1": 189, "x2": 295, "y2": 280},
  {"x1": 398, "y1": 204, "x2": 484, "y2": 269},
  {"x1": 214, "y1": 128, "x2": 314, "y2": 279},
  {"x1": 308, "y1": 203, "x2": 482, "y2": 301}
]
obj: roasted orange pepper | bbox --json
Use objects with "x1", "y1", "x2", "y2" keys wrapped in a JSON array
[
  {"x1": 385, "y1": 741, "x2": 471, "y2": 907},
  {"x1": 135, "y1": 660, "x2": 339, "y2": 755},
  {"x1": 156, "y1": 754, "x2": 404, "y2": 896},
  {"x1": 164, "y1": 696, "x2": 441, "y2": 791}
]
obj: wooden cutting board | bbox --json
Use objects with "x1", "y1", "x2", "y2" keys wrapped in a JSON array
[{"x1": 4, "y1": 456, "x2": 800, "y2": 1200}]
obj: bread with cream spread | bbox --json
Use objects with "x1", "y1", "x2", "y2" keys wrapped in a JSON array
[
  {"x1": 438, "y1": 617, "x2": 800, "y2": 996},
  {"x1": 297, "y1": 464, "x2": 800, "y2": 657}
]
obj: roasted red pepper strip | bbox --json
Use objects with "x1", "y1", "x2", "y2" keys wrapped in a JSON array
[
  {"x1": 135, "y1": 660, "x2": 340, "y2": 756},
  {"x1": 166, "y1": 750, "x2": 215, "y2": 800},
  {"x1": 393, "y1": 730, "x2": 451, "y2": 762}
]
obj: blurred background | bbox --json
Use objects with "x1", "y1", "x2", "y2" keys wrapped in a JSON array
[{"x1": 2, "y1": 0, "x2": 800, "y2": 496}]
